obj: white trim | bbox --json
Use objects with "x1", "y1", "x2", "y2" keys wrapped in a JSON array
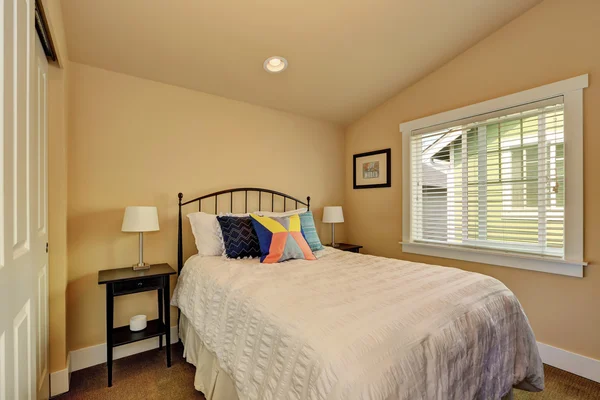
[
  {"x1": 401, "y1": 242, "x2": 584, "y2": 278},
  {"x1": 400, "y1": 75, "x2": 588, "y2": 276},
  {"x1": 52, "y1": 328, "x2": 600, "y2": 391},
  {"x1": 49, "y1": 353, "x2": 70, "y2": 397},
  {"x1": 563, "y1": 89, "x2": 584, "y2": 262},
  {"x1": 399, "y1": 75, "x2": 588, "y2": 133},
  {"x1": 538, "y1": 342, "x2": 600, "y2": 384},
  {"x1": 70, "y1": 325, "x2": 178, "y2": 373},
  {"x1": 402, "y1": 122, "x2": 412, "y2": 246}
]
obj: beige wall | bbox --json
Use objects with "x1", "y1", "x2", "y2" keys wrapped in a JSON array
[
  {"x1": 345, "y1": 0, "x2": 600, "y2": 360},
  {"x1": 42, "y1": 0, "x2": 70, "y2": 374},
  {"x1": 53, "y1": 0, "x2": 600, "y2": 366},
  {"x1": 66, "y1": 62, "x2": 345, "y2": 352}
]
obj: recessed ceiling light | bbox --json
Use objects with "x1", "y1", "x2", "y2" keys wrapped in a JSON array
[{"x1": 264, "y1": 56, "x2": 288, "y2": 73}]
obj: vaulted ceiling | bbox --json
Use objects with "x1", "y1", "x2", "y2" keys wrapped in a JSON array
[{"x1": 61, "y1": 0, "x2": 541, "y2": 125}]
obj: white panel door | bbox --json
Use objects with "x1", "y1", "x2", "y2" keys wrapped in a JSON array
[
  {"x1": 0, "y1": 0, "x2": 49, "y2": 399},
  {"x1": 33, "y1": 34, "x2": 49, "y2": 400}
]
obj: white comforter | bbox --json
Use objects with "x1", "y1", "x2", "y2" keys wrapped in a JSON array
[{"x1": 172, "y1": 248, "x2": 544, "y2": 400}]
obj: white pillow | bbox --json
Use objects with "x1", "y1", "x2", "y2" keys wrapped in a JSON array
[
  {"x1": 253, "y1": 207, "x2": 308, "y2": 217},
  {"x1": 187, "y1": 212, "x2": 224, "y2": 256}
]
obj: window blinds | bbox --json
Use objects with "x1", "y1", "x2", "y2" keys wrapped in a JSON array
[{"x1": 410, "y1": 97, "x2": 565, "y2": 258}]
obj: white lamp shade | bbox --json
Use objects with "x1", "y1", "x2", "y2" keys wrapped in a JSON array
[
  {"x1": 322, "y1": 206, "x2": 344, "y2": 223},
  {"x1": 122, "y1": 206, "x2": 160, "y2": 232}
]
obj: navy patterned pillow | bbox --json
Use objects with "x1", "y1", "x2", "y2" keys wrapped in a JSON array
[{"x1": 216, "y1": 216, "x2": 262, "y2": 259}]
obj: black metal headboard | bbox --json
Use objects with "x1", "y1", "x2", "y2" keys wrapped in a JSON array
[{"x1": 177, "y1": 188, "x2": 311, "y2": 274}]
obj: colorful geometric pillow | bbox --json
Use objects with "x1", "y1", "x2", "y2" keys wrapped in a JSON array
[
  {"x1": 249, "y1": 214, "x2": 316, "y2": 263},
  {"x1": 299, "y1": 211, "x2": 324, "y2": 252},
  {"x1": 216, "y1": 216, "x2": 262, "y2": 259}
]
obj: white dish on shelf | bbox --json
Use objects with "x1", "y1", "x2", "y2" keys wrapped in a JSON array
[{"x1": 129, "y1": 314, "x2": 147, "y2": 332}]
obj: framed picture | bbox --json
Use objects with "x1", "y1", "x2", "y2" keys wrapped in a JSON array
[{"x1": 353, "y1": 148, "x2": 391, "y2": 189}]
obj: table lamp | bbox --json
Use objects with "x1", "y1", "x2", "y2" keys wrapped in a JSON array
[
  {"x1": 323, "y1": 206, "x2": 344, "y2": 248},
  {"x1": 122, "y1": 206, "x2": 159, "y2": 270}
]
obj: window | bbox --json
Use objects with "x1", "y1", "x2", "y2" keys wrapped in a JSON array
[{"x1": 400, "y1": 76, "x2": 587, "y2": 277}]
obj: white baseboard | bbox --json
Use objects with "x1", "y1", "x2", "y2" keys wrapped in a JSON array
[
  {"x1": 538, "y1": 342, "x2": 600, "y2": 383},
  {"x1": 53, "y1": 331, "x2": 599, "y2": 395},
  {"x1": 50, "y1": 353, "x2": 71, "y2": 397},
  {"x1": 70, "y1": 325, "x2": 178, "y2": 372}
]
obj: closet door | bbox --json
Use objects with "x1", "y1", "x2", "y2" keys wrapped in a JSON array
[
  {"x1": 0, "y1": 0, "x2": 49, "y2": 399},
  {"x1": 33, "y1": 33, "x2": 49, "y2": 400}
]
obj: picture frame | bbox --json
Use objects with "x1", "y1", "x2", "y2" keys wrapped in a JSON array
[{"x1": 353, "y1": 148, "x2": 391, "y2": 189}]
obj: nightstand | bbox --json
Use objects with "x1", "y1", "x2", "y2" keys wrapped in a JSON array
[
  {"x1": 98, "y1": 263, "x2": 176, "y2": 387},
  {"x1": 328, "y1": 243, "x2": 363, "y2": 253}
]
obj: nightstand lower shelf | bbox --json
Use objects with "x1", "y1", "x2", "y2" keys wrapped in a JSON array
[{"x1": 112, "y1": 319, "x2": 167, "y2": 347}]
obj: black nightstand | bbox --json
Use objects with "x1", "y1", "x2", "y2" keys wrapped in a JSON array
[
  {"x1": 98, "y1": 263, "x2": 176, "y2": 387},
  {"x1": 327, "y1": 243, "x2": 363, "y2": 253}
]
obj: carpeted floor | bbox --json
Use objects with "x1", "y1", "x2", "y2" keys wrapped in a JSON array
[
  {"x1": 55, "y1": 343, "x2": 204, "y2": 400},
  {"x1": 55, "y1": 343, "x2": 600, "y2": 399}
]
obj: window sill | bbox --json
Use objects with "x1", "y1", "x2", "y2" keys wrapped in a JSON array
[{"x1": 400, "y1": 242, "x2": 585, "y2": 278}]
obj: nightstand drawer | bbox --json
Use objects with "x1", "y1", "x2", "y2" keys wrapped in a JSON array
[{"x1": 113, "y1": 276, "x2": 163, "y2": 295}]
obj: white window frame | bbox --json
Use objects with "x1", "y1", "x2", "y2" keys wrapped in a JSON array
[{"x1": 400, "y1": 75, "x2": 588, "y2": 278}]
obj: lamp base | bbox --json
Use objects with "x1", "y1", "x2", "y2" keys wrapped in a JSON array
[{"x1": 132, "y1": 262, "x2": 151, "y2": 271}]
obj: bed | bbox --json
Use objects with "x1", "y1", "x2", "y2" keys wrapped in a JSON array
[{"x1": 172, "y1": 188, "x2": 544, "y2": 400}]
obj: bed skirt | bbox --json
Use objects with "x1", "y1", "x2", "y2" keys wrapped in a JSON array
[
  {"x1": 179, "y1": 313, "x2": 514, "y2": 400},
  {"x1": 179, "y1": 314, "x2": 240, "y2": 400}
]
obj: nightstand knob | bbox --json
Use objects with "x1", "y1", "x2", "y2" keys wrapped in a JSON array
[{"x1": 137, "y1": 282, "x2": 143, "y2": 287}]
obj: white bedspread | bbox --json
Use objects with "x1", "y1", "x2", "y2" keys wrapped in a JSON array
[{"x1": 172, "y1": 248, "x2": 544, "y2": 400}]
